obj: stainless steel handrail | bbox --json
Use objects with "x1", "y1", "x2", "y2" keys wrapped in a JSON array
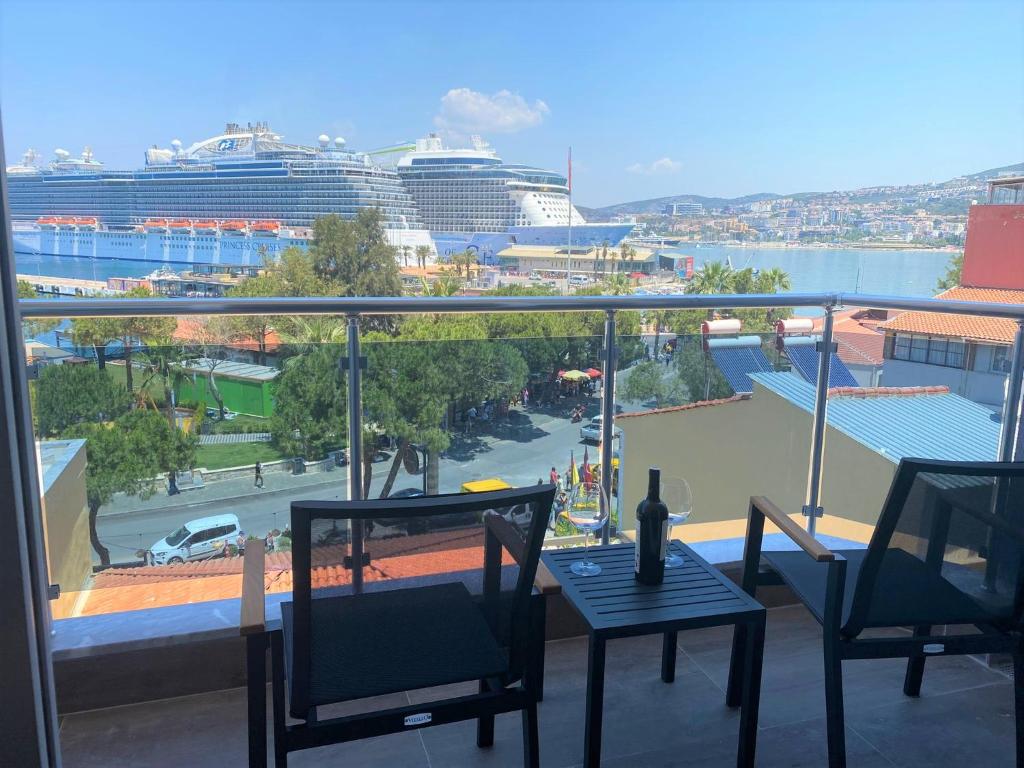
[{"x1": 17, "y1": 291, "x2": 1024, "y2": 319}]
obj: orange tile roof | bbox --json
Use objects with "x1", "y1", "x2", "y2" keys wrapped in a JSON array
[
  {"x1": 812, "y1": 309, "x2": 886, "y2": 366},
  {"x1": 82, "y1": 529, "x2": 492, "y2": 616},
  {"x1": 878, "y1": 287, "x2": 1024, "y2": 344},
  {"x1": 615, "y1": 395, "x2": 747, "y2": 420},
  {"x1": 172, "y1": 316, "x2": 283, "y2": 353},
  {"x1": 827, "y1": 385, "x2": 949, "y2": 398}
]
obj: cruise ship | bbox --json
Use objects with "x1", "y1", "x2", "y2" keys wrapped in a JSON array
[
  {"x1": 395, "y1": 135, "x2": 633, "y2": 263},
  {"x1": 7, "y1": 123, "x2": 434, "y2": 266}
]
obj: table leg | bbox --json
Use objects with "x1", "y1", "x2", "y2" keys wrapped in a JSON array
[
  {"x1": 737, "y1": 614, "x2": 765, "y2": 768},
  {"x1": 661, "y1": 631, "x2": 678, "y2": 683},
  {"x1": 584, "y1": 634, "x2": 607, "y2": 768}
]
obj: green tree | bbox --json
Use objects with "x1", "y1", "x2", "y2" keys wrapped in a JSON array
[
  {"x1": 450, "y1": 249, "x2": 477, "y2": 281},
  {"x1": 70, "y1": 287, "x2": 177, "y2": 392},
  {"x1": 419, "y1": 271, "x2": 463, "y2": 296},
  {"x1": 620, "y1": 360, "x2": 686, "y2": 408},
  {"x1": 35, "y1": 364, "x2": 132, "y2": 436},
  {"x1": 309, "y1": 209, "x2": 402, "y2": 298},
  {"x1": 674, "y1": 341, "x2": 734, "y2": 402},
  {"x1": 687, "y1": 261, "x2": 735, "y2": 322},
  {"x1": 269, "y1": 345, "x2": 345, "y2": 461},
  {"x1": 224, "y1": 274, "x2": 280, "y2": 365},
  {"x1": 67, "y1": 409, "x2": 196, "y2": 565},
  {"x1": 936, "y1": 252, "x2": 964, "y2": 291}
]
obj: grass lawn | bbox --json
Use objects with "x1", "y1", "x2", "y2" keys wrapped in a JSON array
[
  {"x1": 105, "y1": 360, "x2": 167, "y2": 405},
  {"x1": 195, "y1": 442, "x2": 289, "y2": 471}
]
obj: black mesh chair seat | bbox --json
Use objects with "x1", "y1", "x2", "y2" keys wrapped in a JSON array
[
  {"x1": 281, "y1": 582, "x2": 508, "y2": 707},
  {"x1": 764, "y1": 547, "x2": 1003, "y2": 633}
]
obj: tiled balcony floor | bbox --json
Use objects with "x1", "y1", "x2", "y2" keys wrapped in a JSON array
[{"x1": 59, "y1": 605, "x2": 1016, "y2": 767}]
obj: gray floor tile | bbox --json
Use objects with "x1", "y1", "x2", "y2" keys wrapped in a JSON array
[{"x1": 56, "y1": 607, "x2": 1018, "y2": 768}]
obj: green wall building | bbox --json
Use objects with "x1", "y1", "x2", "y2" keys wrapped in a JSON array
[{"x1": 174, "y1": 358, "x2": 277, "y2": 418}]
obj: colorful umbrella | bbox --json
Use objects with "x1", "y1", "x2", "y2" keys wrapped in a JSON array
[
  {"x1": 561, "y1": 369, "x2": 590, "y2": 382},
  {"x1": 585, "y1": 368, "x2": 602, "y2": 378}
]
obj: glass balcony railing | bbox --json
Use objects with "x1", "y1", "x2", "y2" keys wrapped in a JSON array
[{"x1": 17, "y1": 291, "x2": 1024, "y2": 625}]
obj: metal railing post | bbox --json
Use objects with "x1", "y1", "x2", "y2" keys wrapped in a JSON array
[
  {"x1": 998, "y1": 321, "x2": 1024, "y2": 462},
  {"x1": 804, "y1": 305, "x2": 835, "y2": 535},
  {"x1": 345, "y1": 313, "x2": 364, "y2": 592},
  {"x1": 600, "y1": 310, "x2": 616, "y2": 545}
]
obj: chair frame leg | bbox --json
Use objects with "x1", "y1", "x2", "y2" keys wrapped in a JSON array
[
  {"x1": 903, "y1": 623, "x2": 932, "y2": 697},
  {"x1": 1014, "y1": 637, "x2": 1024, "y2": 768},
  {"x1": 522, "y1": 697, "x2": 540, "y2": 768},
  {"x1": 822, "y1": 559, "x2": 848, "y2": 768},
  {"x1": 477, "y1": 679, "x2": 495, "y2": 748},
  {"x1": 270, "y1": 630, "x2": 288, "y2": 768},
  {"x1": 247, "y1": 633, "x2": 268, "y2": 768}
]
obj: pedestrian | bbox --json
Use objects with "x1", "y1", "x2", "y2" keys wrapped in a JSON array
[
  {"x1": 236, "y1": 530, "x2": 246, "y2": 555},
  {"x1": 522, "y1": 387, "x2": 529, "y2": 406},
  {"x1": 549, "y1": 466, "x2": 559, "y2": 487},
  {"x1": 254, "y1": 461, "x2": 263, "y2": 488}
]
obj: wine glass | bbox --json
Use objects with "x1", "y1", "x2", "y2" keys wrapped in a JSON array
[
  {"x1": 660, "y1": 477, "x2": 693, "y2": 568},
  {"x1": 567, "y1": 483, "x2": 610, "y2": 576}
]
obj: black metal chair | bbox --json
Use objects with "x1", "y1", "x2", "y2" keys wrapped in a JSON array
[
  {"x1": 728, "y1": 459, "x2": 1024, "y2": 767},
  {"x1": 240, "y1": 484, "x2": 557, "y2": 767}
]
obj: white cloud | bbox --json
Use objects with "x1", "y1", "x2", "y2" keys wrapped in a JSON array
[
  {"x1": 626, "y1": 157, "x2": 683, "y2": 176},
  {"x1": 434, "y1": 88, "x2": 550, "y2": 136}
]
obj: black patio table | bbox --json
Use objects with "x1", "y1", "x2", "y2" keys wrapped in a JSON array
[{"x1": 542, "y1": 540, "x2": 766, "y2": 767}]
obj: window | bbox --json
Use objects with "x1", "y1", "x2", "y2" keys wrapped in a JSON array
[
  {"x1": 891, "y1": 334, "x2": 965, "y2": 369},
  {"x1": 992, "y1": 346, "x2": 1012, "y2": 374}
]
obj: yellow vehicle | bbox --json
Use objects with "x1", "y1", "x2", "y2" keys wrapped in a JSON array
[{"x1": 460, "y1": 478, "x2": 513, "y2": 494}]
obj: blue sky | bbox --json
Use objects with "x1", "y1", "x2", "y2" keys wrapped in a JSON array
[{"x1": 1, "y1": 0, "x2": 1022, "y2": 207}]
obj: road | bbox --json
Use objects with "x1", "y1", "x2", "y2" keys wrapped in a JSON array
[
  {"x1": 97, "y1": 396, "x2": 609, "y2": 563},
  {"x1": 95, "y1": 342, "x2": 676, "y2": 565}
]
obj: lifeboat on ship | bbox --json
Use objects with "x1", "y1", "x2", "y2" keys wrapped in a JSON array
[
  {"x1": 74, "y1": 217, "x2": 98, "y2": 230},
  {"x1": 56, "y1": 217, "x2": 77, "y2": 229},
  {"x1": 36, "y1": 216, "x2": 59, "y2": 229},
  {"x1": 144, "y1": 218, "x2": 169, "y2": 232},
  {"x1": 220, "y1": 220, "x2": 248, "y2": 235},
  {"x1": 169, "y1": 219, "x2": 192, "y2": 232},
  {"x1": 193, "y1": 220, "x2": 217, "y2": 231},
  {"x1": 250, "y1": 220, "x2": 280, "y2": 236}
]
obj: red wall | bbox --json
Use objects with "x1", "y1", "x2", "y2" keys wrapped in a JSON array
[{"x1": 961, "y1": 204, "x2": 1024, "y2": 290}]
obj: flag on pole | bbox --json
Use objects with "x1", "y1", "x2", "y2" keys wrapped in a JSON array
[
  {"x1": 582, "y1": 446, "x2": 592, "y2": 486},
  {"x1": 569, "y1": 451, "x2": 580, "y2": 487}
]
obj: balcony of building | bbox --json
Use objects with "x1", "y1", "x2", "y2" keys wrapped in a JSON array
[{"x1": 7, "y1": 289, "x2": 1024, "y2": 767}]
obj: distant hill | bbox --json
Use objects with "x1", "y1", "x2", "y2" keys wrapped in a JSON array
[
  {"x1": 582, "y1": 192, "x2": 781, "y2": 219},
  {"x1": 582, "y1": 162, "x2": 1024, "y2": 219},
  {"x1": 962, "y1": 162, "x2": 1024, "y2": 181}
]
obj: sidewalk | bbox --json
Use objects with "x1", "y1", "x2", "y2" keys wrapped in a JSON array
[
  {"x1": 197, "y1": 432, "x2": 271, "y2": 445},
  {"x1": 99, "y1": 468, "x2": 348, "y2": 519}
]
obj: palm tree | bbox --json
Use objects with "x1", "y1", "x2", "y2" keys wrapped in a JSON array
[
  {"x1": 755, "y1": 266, "x2": 793, "y2": 326},
  {"x1": 420, "y1": 272, "x2": 463, "y2": 297},
  {"x1": 601, "y1": 272, "x2": 634, "y2": 295},
  {"x1": 401, "y1": 245, "x2": 411, "y2": 267},
  {"x1": 686, "y1": 261, "x2": 735, "y2": 320},
  {"x1": 415, "y1": 245, "x2": 431, "y2": 269},
  {"x1": 755, "y1": 267, "x2": 792, "y2": 294},
  {"x1": 451, "y1": 249, "x2": 476, "y2": 281}
]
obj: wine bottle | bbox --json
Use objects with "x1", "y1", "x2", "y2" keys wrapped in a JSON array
[{"x1": 635, "y1": 467, "x2": 668, "y2": 585}]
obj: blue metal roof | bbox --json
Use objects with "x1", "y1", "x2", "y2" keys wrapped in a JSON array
[
  {"x1": 785, "y1": 344, "x2": 859, "y2": 388},
  {"x1": 749, "y1": 372, "x2": 1000, "y2": 463},
  {"x1": 707, "y1": 340, "x2": 774, "y2": 394}
]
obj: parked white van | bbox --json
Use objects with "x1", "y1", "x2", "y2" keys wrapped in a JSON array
[{"x1": 147, "y1": 513, "x2": 242, "y2": 565}]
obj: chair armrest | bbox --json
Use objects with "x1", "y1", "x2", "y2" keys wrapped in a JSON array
[
  {"x1": 534, "y1": 561, "x2": 561, "y2": 596},
  {"x1": 239, "y1": 542, "x2": 266, "y2": 636},
  {"x1": 750, "y1": 496, "x2": 835, "y2": 562}
]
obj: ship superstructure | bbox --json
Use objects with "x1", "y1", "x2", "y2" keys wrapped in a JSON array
[{"x1": 7, "y1": 124, "x2": 433, "y2": 266}]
